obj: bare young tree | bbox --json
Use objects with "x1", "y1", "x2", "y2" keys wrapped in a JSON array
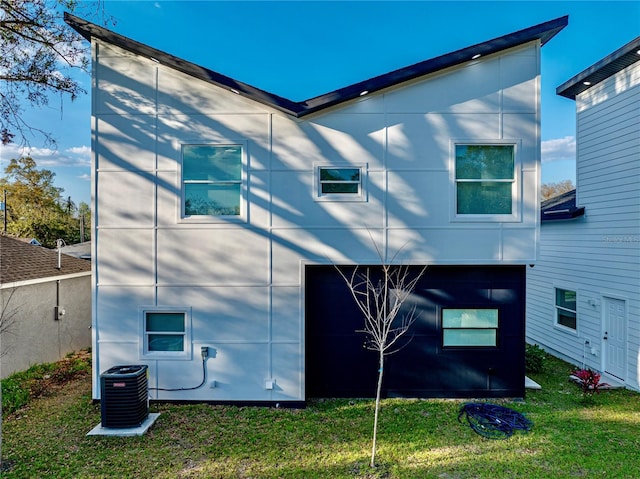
[{"x1": 336, "y1": 240, "x2": 427, "y2": 468}]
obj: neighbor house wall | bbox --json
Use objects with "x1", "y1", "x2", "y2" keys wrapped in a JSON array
[
  {"x1": 527, "y1": 59, "x2": 640, "y2": 390},
  {"x1": 1, "y1": 274, "x2": 92, "y2": 378},
  {"x1": 92, "y1": 39, "x2": 542, "y2": 401}
]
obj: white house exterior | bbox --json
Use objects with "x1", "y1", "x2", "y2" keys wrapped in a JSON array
[
  {"x1": 67, "y1": 14, "x2": 567, "y2": 403},
  {"x1": 527, "y1": 37, "x2": 640, "y2": 390}
]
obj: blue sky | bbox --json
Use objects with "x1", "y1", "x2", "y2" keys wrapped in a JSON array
[{"x1": 1, "y1": 0, "x2": 639, "y2": 206}]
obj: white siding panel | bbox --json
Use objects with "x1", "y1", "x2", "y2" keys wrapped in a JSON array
[
  {"x1": 384, "y1": 58, "x2": 502, "y2": 113},
  {"x1": 157, "y1": 67, "x2": 272, "y2": 116},
  {"x1": 95, "y1": 42, "x2": 157, "y2": 116},
  {"x1": 331, "y1": 94, "x2": 385, "y2": 114},
  {"x1": 271, "y1": 286, "x2": 302, "y2": 342},
  {"x1": 96, "y1": 171, "x2": 155, "y2": 227},
  {"x1": 271, "y1": 229, "x2": 384, "y2": 285},
  {"x1": 271, "y1": 115, "x2": 386, "y2": 170},
  {"x1": 155, "y1": 170, "x2": 180, "y2": 227},
  {"x1": 96, "y1": 229, "x2": 155, "y2": 286},
  {"x1": 502, "y1": 114, "x2": 538, "y2": 168},
  {"x1": 156, "y1": 228, "x2": 270, "y2": 285},
  {"x1": 95, "y1": 115, "x2": 157, "y2": 171},
  {"x1": 502, "y1": 228, "x2": 537, "y2": 261},
  {"x1": 388, "y1": 227, "x2": 501, "y2": 263},
  {"x1": 386, "y1": 113, "x2": 500, "y2": 168},
  {"x1": 95, "y1": 286, "x2": 155, "y2": 341},
  {"x1": 155, "y1": 113, "x2": 271, "y2": 169},
  {"x1": 501, "y1": 51, "x2": 538, "y2": 113},
  {"x1": 386, "y1": 170, "x2": 450, "y2": 227},
  {"x1": 269, "y1": 171, "x2": 385, "y2": 229},
  {"x1": 159, "y1": 286, "x2": 270, "y2": 342},
  {"x1": 271, "y1": 343, "x2": 304, "y2": 400},
  {"x1": 576, "y1": 61, "x2": 640, "y2": 112}
]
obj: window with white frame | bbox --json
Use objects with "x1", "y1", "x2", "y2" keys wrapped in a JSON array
[
  {"x1": 442, "y1": 308, "x2": 499, "y2": 347},
  {"x1": 141, "y1": 309, "x2": 191, "y2": 358},
  {"x1": 182, "y1": 144, "x2": 242, "y2": 217},
  {"x1": 315, "y1": 165, "x2": 366, "y2": 201},
  {"x1": 454, "y1": 144, "x2": 516, "y2": 217},
  {"x1": 555, "y1": 288, "x2": 577, "y2": 331}
]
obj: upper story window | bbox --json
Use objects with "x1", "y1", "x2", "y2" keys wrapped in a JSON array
[
  {"x1": 454, "y1": 144, "x2": 518, "y2": 220},
  {"x1": 555, "y1": 288, "x2": 577, "y2": 331},
  {"x1": 315, "y1": 164, "x2": 367, "y2": 202},
  {"x1": 182, "y1": 144, "x2": 242, "y2": 218}
]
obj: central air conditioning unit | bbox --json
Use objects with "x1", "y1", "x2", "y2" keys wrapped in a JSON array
[{"x1": 100, "y1": 365, "x2": 149, "y2": 428}]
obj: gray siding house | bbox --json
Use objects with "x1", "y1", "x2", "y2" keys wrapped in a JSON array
[
  {"x1": 0, "y1": 234, "x2": 92, "y2": 378},
  {"x1": 527, "y1": 36, "x2": 640, "y2": 390},
  {"x1": 67, "y1": 14, "x2": 567, "y2": 403}
]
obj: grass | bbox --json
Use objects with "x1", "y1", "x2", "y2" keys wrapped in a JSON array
[{"x1": 2, "y1": 351, "x2": 640, "y2": 478}]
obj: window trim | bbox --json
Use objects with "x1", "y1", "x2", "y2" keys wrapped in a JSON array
[
  {"x1": 139, "y1": 307, "x2": 192, "y2": 360},
  {"x1": 314, "y1": 163, "x2": 368, "y2": 202},
  {"x1": 178, "y1": 142, "x2": 247, "y2": 223},
  {"x1": 442, "y1": 307, "x2": 500, "y2": 348},
  {"x1": 450, "y1": 140, "x2": 521, "y2": 222},
  {"x1": 554, "y1": 287, "x2": 578, "y2": 333}
]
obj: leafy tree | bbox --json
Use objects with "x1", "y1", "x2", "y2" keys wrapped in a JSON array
[
  {"x1": 0, "y1": 156, "x2": 87, "y2": 247},
  {"x1": 0, "y1": 0, "x2": 101, "y2": 146},
  {"x1": 541, "y1": 180, "x2": 575, "y2": 200}
]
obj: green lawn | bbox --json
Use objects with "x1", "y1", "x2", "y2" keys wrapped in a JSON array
[{"x1": 3, "y1": 351, "x2": 639, "y2": 478}]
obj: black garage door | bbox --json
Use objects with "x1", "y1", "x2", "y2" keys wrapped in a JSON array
[{"x1": 305, "y1": 265, "x2": 525, "y2": 399}]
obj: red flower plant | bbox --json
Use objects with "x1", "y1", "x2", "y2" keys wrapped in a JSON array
[{"x1": 572, "y1": 368, "x2": 610, "y2": 399}]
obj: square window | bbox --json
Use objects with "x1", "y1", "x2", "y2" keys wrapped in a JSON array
[
  {"x1": 182, "y1": 145, "x2": 242, "y2": 217},
  {"x1": 442, "y1": 308, "x2": 499, "y2": 347},
  {"x1": 455, "y1": 144, "x2": 515, "y2": 216},
  {"x1": 555, "y1": 288, "x2": 577, "y2": 331},
  {"x1": 141, "y1": 309, "x2": 191, "y2": 358},
  {"x1": 315, "y1": 165, "x2": 366, "y2": 201}
]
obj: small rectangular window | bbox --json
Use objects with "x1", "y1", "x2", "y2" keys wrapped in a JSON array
[
  {"x1": 443, "y1": 308, "x2": 499, "y2": 347},
  {"x1": 455, "y1": 144, "x2": 515, "y2": 215},
  {"x1": 141, "y1": 309, "x2": 191, "y2": 358},
  {"x1": 182, "y1": 145, "x2": 242, "y2": 217},
  {"x1": 555, "y1": 288, "x2": 577, "y2": 330},
  {"x1": 320, "y1": 168, "x2": 361, "y2": 194},
  {"x1": 316, "y1": 165, "x2": 366, "y2": 201}
]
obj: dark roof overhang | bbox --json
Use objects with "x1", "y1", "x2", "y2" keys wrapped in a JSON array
[
  {"x1": 557, "y1": 35, "x2": 640, "y2": 100},
  {"x1": 540, "y1": 189, "x2": 585, "y2": 222},
  {"x1": 66, "y1": 13, "x2": 567, "y2": 117}
]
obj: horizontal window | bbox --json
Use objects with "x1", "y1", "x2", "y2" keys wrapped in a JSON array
[
  {"x1": 315, "y1": 164, "x2": 367, "y2": 201},
  {"x1": 443, "y1": 308, "x2": 499, "y2": 347}
]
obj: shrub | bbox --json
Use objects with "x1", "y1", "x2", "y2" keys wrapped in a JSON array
[{"x1": 525, "y1": 344, "x2": 548, "y2": 374}]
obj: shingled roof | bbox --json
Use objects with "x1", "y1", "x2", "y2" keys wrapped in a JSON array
[
  {"x1": 65, "y1": 13, "x2": 568, "y2": 117},
  {"x1": 540, "y1": 189, "x2": 585, "y2": 222},
  {"x1": 0, "y1": 234, "x2": 91, "y2": 285}
]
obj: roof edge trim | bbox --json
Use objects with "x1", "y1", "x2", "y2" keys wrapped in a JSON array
[
  {"x1": 557, "y1": 35, "x2": 640, "y2": 100},
  {"x1": 65, "y1": 13, "x2": 568, "y2": 117}
]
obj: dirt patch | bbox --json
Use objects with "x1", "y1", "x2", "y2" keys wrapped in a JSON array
[{"x1": 28, "y1": 350, "x2": 92, "y2": 399}]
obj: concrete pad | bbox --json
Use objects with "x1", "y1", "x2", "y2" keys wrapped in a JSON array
[
  {"x1": 87, "y1": 413, "x2": 160, "y2": 437},
  {"x1": 525, "y1": 376, "x2": 542, "y2": 389}
]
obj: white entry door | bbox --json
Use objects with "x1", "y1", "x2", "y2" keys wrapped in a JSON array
[{"x1": 603, "y1": 297, "x2": 627, "y2": 380}]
